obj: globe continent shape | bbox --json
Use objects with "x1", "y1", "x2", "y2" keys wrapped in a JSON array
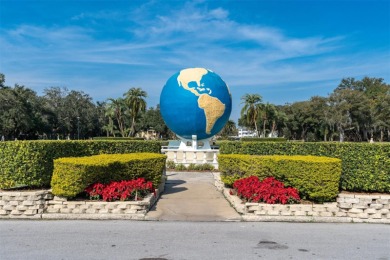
[{"x1": 160, "y1": 68, "x2": 232, "y2": 140}]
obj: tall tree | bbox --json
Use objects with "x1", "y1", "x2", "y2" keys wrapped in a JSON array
[
  {"x1": 257, "y1": 102, "x2": 277, "y2": 137},
  {"x1": 124, "y1": 87, "x2": 147, "y2": 137},
  {"x1": 332, "y1": 77, "x2": 390, "y2": 141},
  {"x1": 240, "y1": 94, "x2": 263, "y2": 136},
  {"x1": 218, "y1": 119, "x2": 237, "y2": 138},
  {"x1": 96, "y1": 101, "x2": 109, "y2": 137},
  {"x1": 309, "y1": 96, "x2": 330, "y2": 141},
  {"x1": 337, "y1": 77, "x2": 389, "y2": 99},
  {"x1": 268, "y1": 105, "x2": 287, "y2": 138},
  {"x1": 328, "y1": 89, "x2": 358, "y2": 142},
  {"x1": 0, "y1": 73, "x2": 5, "y2": 88},
  {"x1": 43, "y1": 87, "x2": 68, "y2": 138},
  {"x1": 282, "y1": 99, "x2": 323, "y2": 141},
  {"x1": 372, "y1": 94, "x2": 390, "y2": 141},
  {"x1": 0, "y1": 84, "x2": 43, "y2": 139},
  {"x1": 139, "y1": 105, "x2": 168, "y2": 139},
  {"x1": 106, "y1": 98, "x2": 126, "y2": 137},
  {"x1": 43, "y1": 87, "x2": 100, "y2": 139},
  {"x1": 63, "y1": 90, "x2": 99, "y2": 139}
]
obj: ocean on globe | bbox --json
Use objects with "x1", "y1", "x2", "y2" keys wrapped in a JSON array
[{"x1": 160, "y1": 68, "x2": 232, "y2": 140}]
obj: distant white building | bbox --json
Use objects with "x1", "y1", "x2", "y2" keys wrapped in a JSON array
[{"x1": 238, "y1": 128, "x2": 257, "y2": 138}]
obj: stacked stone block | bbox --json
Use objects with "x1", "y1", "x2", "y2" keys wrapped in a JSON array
[
  {"x1": 337, "y1": 193, "x2": 390, "y2": 222},
  {"x1": 211, "y1": 169, "x2": 390, "y2": 223},
  {"x1": 0, "y1": 176, "x2": 165, "y2": 219},
  {"x1": 244, "y1": 202, "x2": 339, "y2": 218},
  {"x1": 0, "y1": 190, "x2": 53, "y2": 218},
  {"x1": 46, "y1": 196, "x2": 151, "y2": 215},
  {"x1": 233, "y1": 192, "x2": 390, "y2": 223}
]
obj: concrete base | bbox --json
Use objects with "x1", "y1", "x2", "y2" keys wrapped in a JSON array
[
  {"x1": 162, "y1": 150, "x2": 219, "y2": 169},
  {"x1": 178, "y1": 137, "x2": 212, "y2": 151},
  {"x1": 161, "y1": 138, "x2": 219, "y2": 168}
]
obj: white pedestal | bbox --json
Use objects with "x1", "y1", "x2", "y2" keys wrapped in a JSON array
[{"x1": 161, "y1": 137, "x2": 219, "y2": 169}]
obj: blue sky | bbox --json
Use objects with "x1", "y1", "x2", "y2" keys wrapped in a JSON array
[{"x1": 1, "y1": 0, "x2": 389, "y2": 122}]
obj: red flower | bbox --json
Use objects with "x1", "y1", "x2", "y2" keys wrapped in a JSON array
[
  {"x1": 84, "y1": 178, "x2": 154, "y2": 202},
  {"x1": 232, "y1": 176, "x2": 300, "y2": 204}
]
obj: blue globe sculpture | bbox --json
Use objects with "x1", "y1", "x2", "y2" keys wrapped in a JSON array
[{"x1": 160, "y1": 68, "x2": 232, "y2": 140}]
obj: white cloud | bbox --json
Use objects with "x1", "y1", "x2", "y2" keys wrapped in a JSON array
[{"x1": 0, "y1": 1, "x2": 389, "y2": 122}]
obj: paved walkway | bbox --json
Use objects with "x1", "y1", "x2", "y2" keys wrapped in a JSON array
[{"x1": 146, "y1": 171, "x2": 241, "y2": 221}]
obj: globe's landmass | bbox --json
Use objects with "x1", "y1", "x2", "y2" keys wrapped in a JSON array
[{"x1": 160, "y1": 68, "x2": 232, "y2": 140}]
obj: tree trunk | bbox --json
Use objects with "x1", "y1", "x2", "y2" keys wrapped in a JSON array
[
  {"x1": 363, "y1": 129, "x2": 368, "y2": 141},
  {"x1": 130, "y1": 117, "x2": 136, "y2": 137},
  {"x1": 271, "y1": 120, "x2": 277, "y2": 137},
  {"x1": 117, "y1": 119, "x2": 125, "y2": 137},
  {"x1": 339, "y1": 126, "x2": 344, "y2": 142},
  {"x1": 116, "y1": 111, "x2": 125, "y2": 137},
  {"x1": 111, "y1": 125, "x2": 116, "y2": 137},
  {"x1": 254, "y1": 121, "x2": 259, "y2": 137},
  {"x1": 330, "y1": 131, "x2": 334, "y2": 141},
  {"x1": 301, "y1": 125, "x2": 308, "y2": 141},
  {"x1": 380, "y1": 129, "x2": 384, "y2": 142}
]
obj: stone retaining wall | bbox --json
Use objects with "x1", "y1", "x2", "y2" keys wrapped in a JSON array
[
  {"x1": 43, "y1": 195, "x2": 154, "y2": 220},
  {"x1": 0, "y1": 177, "x2": 165, "y2": 220},
  {"x1": 213, "y1": 172, "x2": 390, "y2": 223},
  {"x1": 336, "y1": 193, "x2": 390, "y2": 221},
  {"x1": 0, "y1": 190, "x2": 53, "y2": 219}
]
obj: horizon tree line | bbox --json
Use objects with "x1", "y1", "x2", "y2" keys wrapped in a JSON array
[
  {"x1": 1, "y1": 72, "x2": 388, "y2": 142},
  {"x1": 239, "y1": 77, "x2": 390, "y2": 142}
]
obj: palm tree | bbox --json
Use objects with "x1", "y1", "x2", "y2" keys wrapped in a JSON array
[
  {"x1": 218, "y1": 119, "x2": 237, "y2": 137},
  {"x1": 240, "y1": 94, "x2": 263, "y2": 136},
  {"x1": 124, "y1": 88, "x2": 147, "y2": 137},
  {"x1": 258, "y1": 102, "x2": 277, "y2": 137},
  {"x1": 103, "y1": 103, "x2": 117, "y2": 137},
  {"x1": 270, "y1": 107, "x2": 288, "y2": 138},
  {"x1": 107, "y1": 98, "x2": 126, "y2": 137}
]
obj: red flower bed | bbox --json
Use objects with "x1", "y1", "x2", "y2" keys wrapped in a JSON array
[
  {"x1": 231, "y1": 176, "x2": 300, "y2": 204},
  {"x1": 85, "y1": 178, "x2": 154, "y2": 202}
]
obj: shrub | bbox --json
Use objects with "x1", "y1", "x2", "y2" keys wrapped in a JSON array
[
  {"x1": 217, "y1": 140, "x2": 242, "y2": 154},
  {"x1": 232, "y1": 176, "x2": 300, "y2": 204},
  {"x1": 85, "y1": 178, "x2": 154, "y2": 202},
  {"x1": 93, "y1": 137, "x2": 145, "y2": 140},
  {"x1": 198, "y1": 163, "x2": 215, "y2": 171},
  {"x1": 174, "y1": 164, "x2": 187, "y2": 171},
  {"x1": 0, "y1": 140, "x2": 162, "y2": 189},
  {"x1": 51, "y1": 153, "x2": 166, "y2": 198},
  {"x1": 240, "y1": 137, "x2": 287, "y2": 142},
  {"x1": 218, "y1": 154, "x2": 341, "y2": 202},
  {"x1": 187, "y1": 163, "x2": 198, "y2": 171},
  {"x1": 165, "y1": 162, "x2": 215, "y2": 171},
  {"x1": 219, "y1": 141, "x2": 390, "y2": 193},
  {"x1": 216, "y1": 137, "x2": 239, "y2": 141},
  {"x1": 166, "y1": 160, "x2": 176, "y2": 169}
]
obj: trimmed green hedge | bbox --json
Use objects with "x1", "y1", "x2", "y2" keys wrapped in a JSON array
[
  {"x1": 219, "y1": 141, "x2": 390, "y2": 193},
  {"x1": 240, "y1": 137, "x2": 287, "y2": 142},
  {"x1": 51, "y1": 153, "x2": 166, "y2": 198},
  {"x1": 0, "y1": 140, "x2": 162, "y2": 189},
  {"x1": 93, "y1": 137, "x2": 145, "y2": 140},
  {"x1": 218, "y1": 154, "x2": 342, "y2": 202}
]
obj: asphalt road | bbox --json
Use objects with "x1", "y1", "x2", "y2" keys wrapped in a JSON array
[{"x1": 1, "y1": 220, "x2": 389, "y2": 260}]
